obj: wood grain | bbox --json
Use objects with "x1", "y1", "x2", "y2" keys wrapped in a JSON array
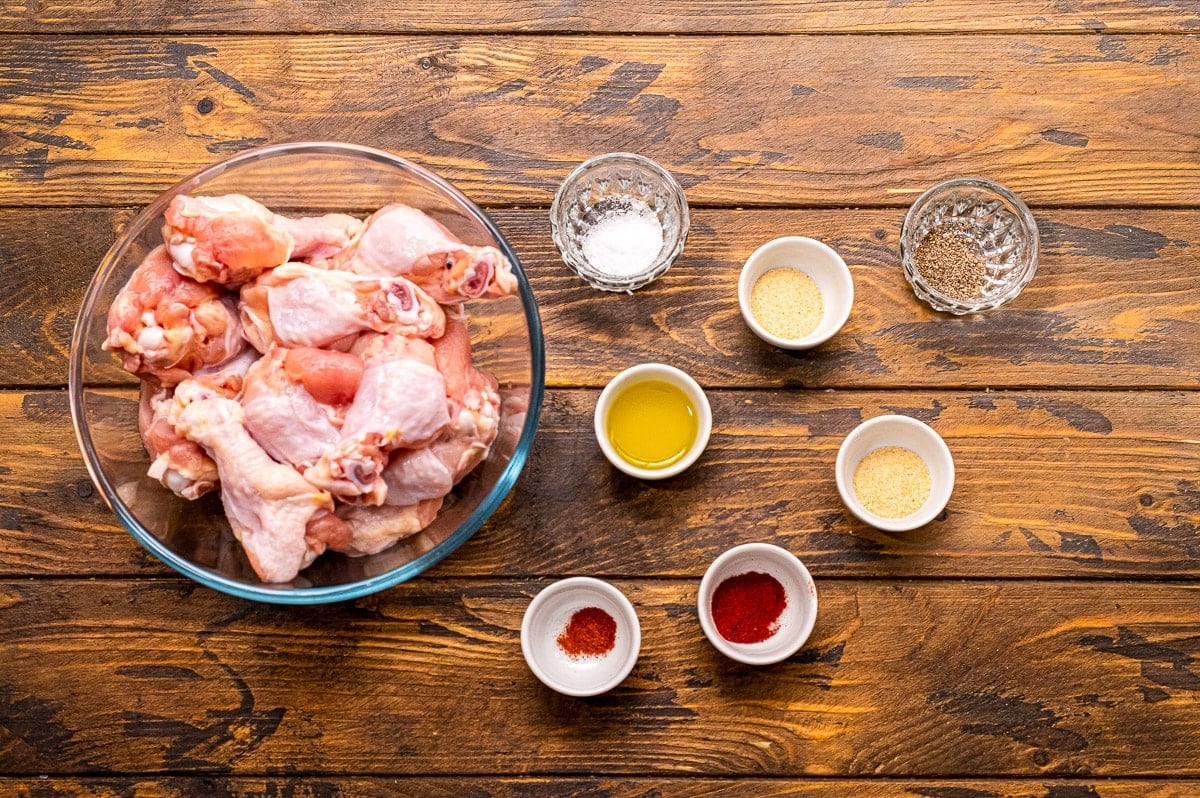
[
  {"x1": 3, "y1": 1, "x2": 1200, "y2": 34},
  {"x1": 5, "y1": 388, "x2": 1198, "y2": 579},
  {"x1": 2, "y1": 777, "x2": 1199, "y2": 797},
  {"x1": 0, "y1": 36, "x2": 1197, "y2": 208},
  {"x1": 2, "y1": 579, "x2": 1199, "y2": 775},
  {"x1": 5, "y1": 208, "x2": 1198, "y2": 390}
]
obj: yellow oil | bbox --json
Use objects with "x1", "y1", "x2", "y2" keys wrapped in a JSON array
[{"x1": 606, "y1": 379, "x2": 698, "y2": 470}]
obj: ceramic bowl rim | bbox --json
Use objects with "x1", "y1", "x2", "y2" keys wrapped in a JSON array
[
  {"x1": 737, "y1": 235, "x2": 855, "y2": 350},
  {"x1": 697, "y1": 542, "x2": 819, "y2": 666},
  {"x1": 834, "y1": 414, "x2": 956, "y2": 532},
  {"x1": 520, "y1": 576, "x2": 642, "y2": 697},
  {"x1": 593, "y1": 362, "x2": 712, "y2": 480}
]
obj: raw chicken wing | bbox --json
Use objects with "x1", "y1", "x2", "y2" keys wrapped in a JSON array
[
  {"x1": 305, "y1": 334, "x2": 449, "y2": 503},
  {"x1": 163, "y1": 194, "x2": 362, "y2": 284},
  {"x1": 382, "y1": 310, "x2": 501, "y2": 506},
  {"x1": 239, "y1": 261, "x2": 445, "y2": 353},
  {"x1": 279, "y1": 212, "x2": 362, "y2": 261},
  {"x1": 241, "y1": 347, "x2": 360, "y2": 468},
  {"x1": 138, "y1": 382, "x2": 218, "y2": 500},
  {"x1": 338, "y1": 204, "x2": 518, "y2": 303},
  {"x1": 170, "y1": 380, "x2": 350, "y2": 583},
  {"x1": 104, "y1": 245, "x2": 246, "y2": 385},
  {"x1": 138, "y1": 349, "x2": 259, "y2": 499},
  {"x1": 334, "y1": 498, "x2": 444, "y2": 557},
  {"x1": 107, "y1": 192, "x2": 517, "y2": 580},
  {"x1": 163, "y1": 194, "x2": 292, "y2": 284}
]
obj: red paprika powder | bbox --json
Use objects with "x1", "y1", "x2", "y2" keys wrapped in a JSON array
[
  {"x1": 711, "y1": 570, "x2": 786, "y2": 644},
  {"x1": 557, "y1": 606, "x2": 617, "y2": 658}
]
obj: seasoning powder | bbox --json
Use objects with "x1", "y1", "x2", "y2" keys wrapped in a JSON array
[
  {"x1": 913, "y1": 226, "x2": 987, "y2": 302},
  {"x1": 580, "y1": 197, "x2": 664, "y2": 278},
  {"x1": 711, "y1": 571, "x2": 787, "y2": 644},
  {"x1": 557, "y1": 606, "x2": 617, "y2": 658},
  {"x1": 853, "y1": 446, "x2": 931, "y2": 519},
  {"x1": 750, "y1": 268, "x2": 824, "y2": 340}
]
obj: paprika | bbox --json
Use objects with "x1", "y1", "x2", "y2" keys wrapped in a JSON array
[
  {"x1": 557, "y1": 606, "x2": 617, "y2": 658},
  {"x1": 711, "y1": 570, "x2": 786, "y2": 644}
]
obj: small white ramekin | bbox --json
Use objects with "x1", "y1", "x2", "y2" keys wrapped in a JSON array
[
  {"x1": 521, "y1": 577, "x2": 641, "y2": 697},
  {"x1": 594, "y1": 363, "x2": 712, "y2": 480},
  {"x1": 835, "y1": 414, "x2": 955, "y2": 532},
  {"x1": 738, "y1": 236, "x2": 855, "y2": 349},
  {"x1": 697, "y1": 543, "x2": 818, "y2": 666}
]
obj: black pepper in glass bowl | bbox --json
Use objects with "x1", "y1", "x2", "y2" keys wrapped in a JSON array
[{"x1": 900, "y1": 177, "x2": 1039, "y2": 314}]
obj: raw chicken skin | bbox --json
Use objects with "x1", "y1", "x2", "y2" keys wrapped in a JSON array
[
  {"x1": 334, "y1": 498, "x2": 444, "y2": 557},
  {"x1": 241, "y1": 347, "x2": 353, "y2": 468},
  {"x1": 164, "y1": 194, "x2": 293, "y2": 285},
  {"x1": 283, "y1": 347, "x2": 362, "y2": 406},
  {"x1": 383, "y1": 309, "x2": 501, "y2": 507},
  {"x1": 170, "y1": 380, "x2": 349, "y2": 583},
  {"x1": 337, "y1": 204, "x2": 518, "y2": 303},
  {"x1": 305, "y1": 334, "x2": 450, "y2": 503},
  {"x1": 103, "y1": 245, "x2": 246, "y2": 385},
  {"x1": 193, "y1": 346, "x2": 260, "y2": 396},
  {"x1": 163, "y1": 194, "x2": 363, "y2": 284},
  {"x1": 239, "y1": 261, "x2": 445, "y2": 352},
  {"x1": 277, "y1": 212, "x2": 362, "y2": 261}
]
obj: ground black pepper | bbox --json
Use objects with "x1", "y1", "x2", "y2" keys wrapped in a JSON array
[{"x1": 913, "y1": 226, "x2": 987, "y2": 302}]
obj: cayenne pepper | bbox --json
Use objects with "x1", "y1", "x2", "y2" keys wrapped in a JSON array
[
  {"x1": 557, "y1": 606, "x2": 617, "y2": 658},
  {"x1": 711, "y1": 571, "x2": 787, "y2": 644}
]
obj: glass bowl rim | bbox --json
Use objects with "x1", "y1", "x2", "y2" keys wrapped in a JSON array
[
  {"x1": 68, "y1": 140, "x2": 545, "y2": 605},
  {"x1": 549, "y1": 151, "x2": 690, "y2": 292},
  {"x1": 900, "y1": 176, "x2": 1040, "y2": 313}
]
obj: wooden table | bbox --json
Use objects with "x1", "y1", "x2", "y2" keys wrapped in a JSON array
[{"x1": 2, "y1": 2, "x2": 1199, "y2": 795}]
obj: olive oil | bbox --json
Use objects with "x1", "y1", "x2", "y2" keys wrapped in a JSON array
[{"x1": 606, "y1": 379, "x2": 698, "y2": 470}]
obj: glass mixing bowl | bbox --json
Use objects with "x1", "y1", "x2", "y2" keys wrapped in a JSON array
[{"x1": 69, "y1": 142, "x2": 544, "y2": 604}]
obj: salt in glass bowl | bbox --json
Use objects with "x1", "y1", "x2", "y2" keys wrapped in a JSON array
[
  {"x1": 900, "y1": 177, "x2": 1039, "y2": 314},
  {"x1": 550, "y1": 152, "x2": 689, "y2": 293},
  {"x1": 68, "y1": 142, "x2": 545, "y2": 604},
  {"x1": 698, "y1": 543, "x2": 818, "y2": 666},
  {"x1": 521, "y1": 577, "x2": 641, "y2": 697},
  {"x1": 835, "y1": 414, "x2": 955, "y2": 533}
]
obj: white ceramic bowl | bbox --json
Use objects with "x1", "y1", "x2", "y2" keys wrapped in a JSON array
[
  {"x1": 521, "y1": 577, "x2": 641, "y2": 697},
  {"x1": 697, "y1": 543, "x2": 818, "y2": 666},
  {"x1": 594, "y1": 363, "x2": 713, "y2": 480},
  {"x1": 738, "y1": 236, "x2": 855, "y2": 349},
  {"x1": 835, "y1": 414, "x2": 955, "y2": 532}
]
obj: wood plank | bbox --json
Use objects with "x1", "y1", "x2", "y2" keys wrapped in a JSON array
[
  {"x1": 6, "y1": 389, "x2": 1198, "y2": 579},
  {"x1": 1, "y1": 35, "x2": 1197, "y2": 208},
  {"x1": 2, "y1": 777, "x2": 1199, "y2": 797},
  {"x1": 1, "y1": 579, "x2": 1198, "y2": 774},
  {"x1": 6, "y1": 208, "x2": 1199, "y2": 389},
  {"x1": 3, "y1": 1, "x2": 1200, "y2": 34}
]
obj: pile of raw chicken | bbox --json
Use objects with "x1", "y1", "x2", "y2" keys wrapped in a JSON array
[{"x1": 104, "y1": 194, "x2": 517, "y2": 583}]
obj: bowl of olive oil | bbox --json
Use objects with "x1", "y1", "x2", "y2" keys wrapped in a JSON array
[{"x1": 594, "y1": 363, "x2": 712, "y2": 480}]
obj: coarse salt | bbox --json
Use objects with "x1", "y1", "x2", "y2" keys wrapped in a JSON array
[{"x1": 580, "y1": 197, "x2": 664, "y2": 278}]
